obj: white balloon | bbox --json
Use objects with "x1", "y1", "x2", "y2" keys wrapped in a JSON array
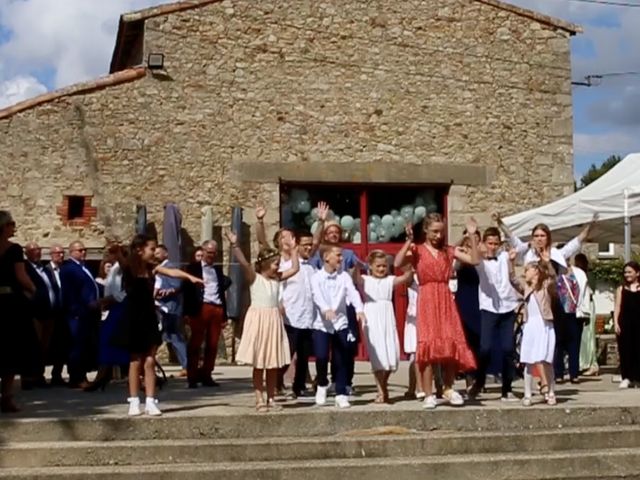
[
  {"x1": 340, "y1": 215, "x2": 355, "y2": 231},
  {"x1": 334, "y1": 216, "x2": 340, "y2": 226},
  {"x1": 401, "y1": 205, "x2": 414, "y2": 221},
  {"x1": 414, "y1": 205, "x2": 427, "y2": 220},
  {"x1": 390, "y1": 209, "x2": 400, "y2": 218},
  {"x1": 305, "y1": 215, "x2": 314, "y2": 226},
  {"x1": 381, "y1": 214, "x2": 394, "y2": 229},
  {"x1": 327, "y1": 209, "x2": 335, "y2": 220},
  {"x1": 425, "y1": 200, "x2": 438, "y2": 213},
  {"x1": 368, "y1": 231, "x2": 378, "y2": 242},
  {"x1": 298, "y1": 200, "x2": 311, "y2": 213},
  {"x1": 311, "y1": 221, "x2": 320, "y2": 234},
  {"x1": 368, "y1": 221, "x2": 377, "y2": 234},
  {"x1": 353, "y1": 232, "x2": 362, "y2": 244},
  {"x1": 369, "y1": 214, "x2": 381, "y2": 225},
  {"x1": 311, "y1": 207, "x2": 319, "y2": 220},
  {"x1": 353, "y1": 218, "x2": 361, "y2": 231}
]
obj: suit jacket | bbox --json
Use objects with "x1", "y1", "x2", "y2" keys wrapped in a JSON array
[
  {"x1": 182, "y1": 261, "x2": 231, "y2": 319},
  {"x1": 60, "y1": 259, "x2": 99, "y2": 321},
  {"x1": 26, "y1": 261, "x2": 60, "y2": 319}
]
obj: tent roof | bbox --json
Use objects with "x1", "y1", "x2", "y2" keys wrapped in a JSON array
[{"x1": 503, "y1": 153, "x2": 640, "y2": 243}]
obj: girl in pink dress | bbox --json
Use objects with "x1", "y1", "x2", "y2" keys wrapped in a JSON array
[{"x1": 395, "y1": 213, "x2": 479, "y2": 409}]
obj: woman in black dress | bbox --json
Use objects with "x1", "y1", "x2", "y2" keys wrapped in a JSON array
[
  {"x1": 120, "y1": 234, "x2": 202, "y2": 416},
  {"x1": 614, "y1": 261, "x2": 640, "y2": 389},
  {"x1": 0, "y1": 211, "x2": 36, "y2": 413}
]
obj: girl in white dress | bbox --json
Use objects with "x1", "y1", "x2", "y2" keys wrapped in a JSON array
[
  {"x1": 404, "y1": 275, "x2": 425, "y2": 399},
  {"x1": 510, "y1": 254, "x2": 557, "y2": 407},
  {"x1": 355, "y1": 250, "x2": 412, "y2": 403},
  {"x1": 225, "y1": 228, "x2": 299, "y2": 412}
]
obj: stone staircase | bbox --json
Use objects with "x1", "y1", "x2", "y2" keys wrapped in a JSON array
[{"x1": 1, "y1": 405, "x2": 640, "y2": 479}]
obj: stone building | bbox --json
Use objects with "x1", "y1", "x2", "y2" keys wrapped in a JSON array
[{"x1": 0, "y1": 0, "x2": 579, "y2": 257}]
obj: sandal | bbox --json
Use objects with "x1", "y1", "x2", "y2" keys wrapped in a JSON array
[
  {"x1": 255, "y1": 402, "x2": 268, "y2": 413},
  {"x1": 539, "y1": 384, "x2": 549, "y2": 396},
  {"x1": 546, "y1": 393, "x2": 557, "y2": 406},
  {"x1": 267, "y1": 398, "x2": 282, "y2": 411}
]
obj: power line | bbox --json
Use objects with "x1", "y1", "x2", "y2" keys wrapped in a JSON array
[
  {"x1": 560, "y1": 0, "x2": 640, "y2": 7},
  {"x1": 572, "y1": 71, "x2": 640, "y2": 86}
]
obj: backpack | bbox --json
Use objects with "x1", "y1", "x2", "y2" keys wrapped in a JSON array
[{"x1": 555, "y1": 268, "x2": 579, "y2": 314}]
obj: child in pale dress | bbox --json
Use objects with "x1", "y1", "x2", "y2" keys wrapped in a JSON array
[
  {"x1": 355, "y1": 250, "x2": 412, "y2": 403},
  {"x1": 510, "y1": 253, "x2": 557, "y2": 406},
  {"x1": 225, "y1": 228, "x2": 299, "y2": 412},
  {"x1": 404, "y1": 274, "x2": 426, "y2": 399}
]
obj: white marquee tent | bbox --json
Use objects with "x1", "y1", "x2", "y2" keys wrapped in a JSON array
[{"x1": 503, "y1": 153, "x2": 640, "y2": 260}]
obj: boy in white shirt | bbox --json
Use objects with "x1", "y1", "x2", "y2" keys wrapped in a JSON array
[
  {"x1": 311, "y1": 244, "x2": 365, "y2": 408},
  {"x1": 469, "y1": 227, "x2": 520, "y2": 401}
]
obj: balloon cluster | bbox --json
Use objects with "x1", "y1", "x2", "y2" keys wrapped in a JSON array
[{"x1": 285, "y1": 189, "x2": 438, "y2": 244}]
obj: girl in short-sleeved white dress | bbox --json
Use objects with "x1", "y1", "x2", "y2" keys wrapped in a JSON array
[{"x1": 363, "y1": 275, "x2": 400, "y2": 373}]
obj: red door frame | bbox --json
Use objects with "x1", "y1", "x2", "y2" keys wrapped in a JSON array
[{"x1": 280, "y1": 182, "x2": 450, "y2": 360}]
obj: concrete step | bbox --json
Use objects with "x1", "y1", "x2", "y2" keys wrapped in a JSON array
[
  {"x1": 0, "y1": 448, "x2": 639, "y2": 480},
  {"x1": 2, "y1": 405, "x2": 640, "y2": 442},
  {"x1": 1, "y1": 425, "x2": 638, "y2": 468}
]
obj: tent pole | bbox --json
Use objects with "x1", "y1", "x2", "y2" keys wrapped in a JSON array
[{"x1": 624, "y1": 188, "x2": 631, "y2": 262}]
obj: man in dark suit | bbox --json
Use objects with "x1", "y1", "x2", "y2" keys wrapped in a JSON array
[
  {"x1": 24, "y1": 242, "x2": 59, "y2": 388},
  {"x1": 183, "y1": 240, "x2": 231, "y2": 388},
  {"x1": 45, "y1": 244, "x2": 68, "y2": 386},
  {"x1": 60, "y1": 241, "x2": 100, "y2": 388}
]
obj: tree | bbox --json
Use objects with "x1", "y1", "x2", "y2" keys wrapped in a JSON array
[{"x1": 579, "y1": 155, "x2": 622, "y2": 188}]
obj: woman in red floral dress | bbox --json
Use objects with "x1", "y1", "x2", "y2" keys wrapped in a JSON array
[{"x1": 395, "y1": 213, "x2": 479, "y2": 409}]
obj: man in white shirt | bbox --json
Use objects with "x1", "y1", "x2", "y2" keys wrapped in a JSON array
[
  {"x1": 311, "y1": 244, "x2": 365, "y2": 409},
  {"x1": 279, "y1": 231, "x2": 316, "y2": 397},
  {"x1": 469, "y1": 227, "x2": 520, "y2": 402}
]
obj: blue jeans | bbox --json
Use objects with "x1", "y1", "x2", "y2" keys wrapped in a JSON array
[
  {"x1": 159, "y1": 312, "x2": 187, "y2": 369},
  {"x1": 313, "y1": 329, "x2": 351, "y2": 396},
  {"x1": 554, "y1": 312, "x2": 583, "y2": 380},
  {"x1": 476, "y1": 310, "x2": 516, "y2": 396}
]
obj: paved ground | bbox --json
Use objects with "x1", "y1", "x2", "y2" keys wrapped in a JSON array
[{"x1": 5, "y1": 362, "x2": 638, "y2": 420}]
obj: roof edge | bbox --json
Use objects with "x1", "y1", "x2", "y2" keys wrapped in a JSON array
[
  {"x1": 473, "y1": 0, "x2": 582, "y2": 34},
  {"x1": 0, "y1": 67, "x2": 147, "y2": 121}
]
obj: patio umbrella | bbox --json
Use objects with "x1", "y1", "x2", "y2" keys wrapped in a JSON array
[
  {"x1": 162, "y1": 203, "x2": 182, "y2": 265},
  {"x1": 226, "y1": 206, "x2": 244, "y2": 320},
  {"x1": 201, "y1": 206, "x2": 214, "y2": 244},
  {"x1": 135, "y1": 204, "x2": 147, "y2": 235}
]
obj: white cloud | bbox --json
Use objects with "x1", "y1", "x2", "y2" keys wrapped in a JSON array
[
  {"x1": 574, "y1": 131, "x2": 640, "y2": 156},
  {"x1": 0, "y1": 74, "x2": 47, "y2": 108},
  {"x1": 0, "y1": 0, "x2": 173, "y2": 108}
]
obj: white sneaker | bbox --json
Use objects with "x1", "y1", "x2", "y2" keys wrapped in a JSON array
[
  {"x1": 446, "y1": 390, "x2": 464, "y2": 406},
  {"x1": 416, "y1": 391, "x2": 426, "y2": 400},
  {"x1": 127, "y1": 397, "x2": 141, "y2": 416},
  {"x1": 522, "y1": 396, "x2": 532, "y2": 407},
  {"x1": 315, "y1": 385, "x2": 328, "y2": 406},
  {"x1": 619, "y1": 378, "x2": 631, "y2": 389},
  {"x1": 423, "y1": 395, "x2": 437, "y2": 409},
  {"x1": 144, "y1": 397, "x2": 162, "y2": 416},
  {"x1": 335, "y1": 395, "x2": 351, "y2": 408},
  {"x1": 501, "y1": 392, "x2": 520, "y2": 403}
]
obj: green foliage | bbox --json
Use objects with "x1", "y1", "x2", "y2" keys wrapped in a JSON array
[
  {"x1": 590, "y1": 258, "x2": 625, "y2": 286},
  {"x1": 579, "y1": 155, "x2": 622, "y2": 188}
]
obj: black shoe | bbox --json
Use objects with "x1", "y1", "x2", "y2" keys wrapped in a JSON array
[
  {"x1": 201, "y1": 378, "x2": 220, "y2": 387},
  {"x1": 188, "y1": 381, "x2": 199, "y2": 389}
]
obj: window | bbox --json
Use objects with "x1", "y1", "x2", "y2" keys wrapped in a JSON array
[
  {"x1": 598, "y1": 241, "x2": 615, "y2": 258},
  {"x1": 280, "y1": 184, "x2": 446, "y2": 245},
  {"x1": 67, "y1": 196, "x2": 86, "y2": 220}
]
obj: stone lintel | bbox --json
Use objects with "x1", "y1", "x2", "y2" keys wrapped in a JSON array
[{"x1": 233, "y1": 162, "x2": 494, "y2": 186}]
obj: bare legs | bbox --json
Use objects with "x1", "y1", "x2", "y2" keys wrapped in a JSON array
[
  {"x1": 253, "y1": 368, "x2": 280, "y2": 411},
  {"x1": 373, "y1": 370, "x2": 392, "y2": 403},
  {"x1": 128, "y1": 348, "x2": 158, "y2": 399}
]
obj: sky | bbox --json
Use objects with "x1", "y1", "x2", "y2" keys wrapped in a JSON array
[{"x1": 0, "y1": 0, "x2": 639, "y2": 181}]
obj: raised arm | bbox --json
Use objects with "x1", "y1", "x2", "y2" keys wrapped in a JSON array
[
  {"x1": 494, "y1": 212, "x2": 528, "y2": 255},
  {"x1": 225, "y1": 228, "x2": 256, "y2": 285},
  {"x1": 562, "y1": 213, "x2": 599, "y2": 259},
  {"x1": 279, "y1": 238, "x2": 299, "y2": 281},
  {"x1": 394, "y1": 224, "x2": 414, "y2": 268},
  {"x1": 311, "y1": 201, "x2": 329, "y2": 253},
  {"x1": 255, "y1": 204, "x2": 270, "y2": 249},
  {"x1": 454, "y1": 218, "x2": 480, "y2": 266},
  {"x1": 507, "y1": 248, "x2": 524, "y2": 295},
  {"x1": 614, "y1": 286, "x2": 622, "y2": 335},
  {"x1": 393, "y1": 265, "x2": 414, "y2": 286}
]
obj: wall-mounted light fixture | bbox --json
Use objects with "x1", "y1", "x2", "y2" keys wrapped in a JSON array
[{"x1": 147, "y1": 53, "x2": 165, "y2": 70}]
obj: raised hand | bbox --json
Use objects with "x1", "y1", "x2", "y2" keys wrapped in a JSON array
[
  {"x1": 404, "y1": 223, "x2": 414, "y2": 242},
  {"x1": 465, "y1": 217, "x2": 478, "y2": 235},
  {"x1": 491, "y1": 212, "x2": 502, "y2": 224},
  {"x1": 317, "y1": 201, "x2": 330, "y2": 221},
  {"x1": 508, "y1": 247, "x2": 517, "y2": 263},
  {"x1": 224, "y1": 228, "x2": 238, "y2": 245},
  {"x1": 255, "y1": 204, "x2": 266, "y2": 221}
]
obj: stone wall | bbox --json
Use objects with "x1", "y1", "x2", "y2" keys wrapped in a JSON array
[{"x1": 0, "y1": 0, "x2": 576, "y2": 250}]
